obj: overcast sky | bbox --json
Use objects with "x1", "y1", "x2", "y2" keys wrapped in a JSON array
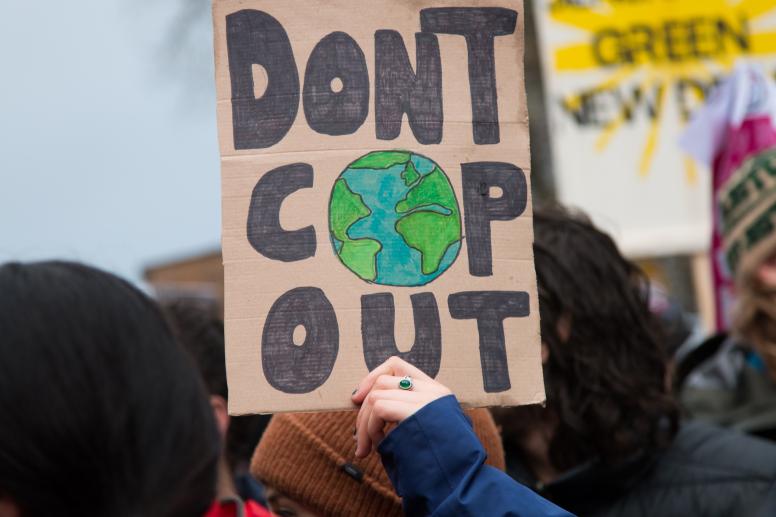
[{"x1": 0, "y1": 0, "x2": 219, "y2": 285}]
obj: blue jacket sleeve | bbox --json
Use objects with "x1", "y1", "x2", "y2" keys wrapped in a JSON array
[{"x1": 378, "y1": 395, "x2": 575, "y2": 517}]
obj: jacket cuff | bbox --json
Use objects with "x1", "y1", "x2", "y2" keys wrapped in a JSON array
[{"x1": 378, "y1": 394, "x2": 485, "y2": 513}]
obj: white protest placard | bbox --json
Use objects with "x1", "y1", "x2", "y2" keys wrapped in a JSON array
[{"x1": 534, "y1": 0, "x2": 776, "y2": 257}]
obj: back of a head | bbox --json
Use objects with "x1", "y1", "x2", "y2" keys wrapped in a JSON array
[
  {"x1": 0, "y1": 262, "x2": 220, "y2": 516},
  {"x1": 164, "y1": 300, "x2": 270, "y2": 471},
  {"x1": 251, "y1": 408, "x2": 504, "y2": 517},
  {"x1": 506, "y1": 207, "x2": 678, "y2": 469},
  {"x1": 164, "y1": 300, "x2": 228, "y2": 400}
]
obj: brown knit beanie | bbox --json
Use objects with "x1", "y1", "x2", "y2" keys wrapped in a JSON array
[{"x1": 251, "y1": 407, "x2": 505, "y2": 517}]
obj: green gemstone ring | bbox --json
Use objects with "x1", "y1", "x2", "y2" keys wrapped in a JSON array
[{"x1": 398, "y1": 376, "x2": 413, "y2": 391}]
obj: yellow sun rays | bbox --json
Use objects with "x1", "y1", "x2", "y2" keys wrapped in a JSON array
[{"x1": 549, "y1": 0, "x2": 776, "y2": 181}]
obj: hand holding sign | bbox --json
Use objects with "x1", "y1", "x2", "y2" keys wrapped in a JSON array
[{"x1": 352, "y1": 356, "x2": 452, "y2": 457}]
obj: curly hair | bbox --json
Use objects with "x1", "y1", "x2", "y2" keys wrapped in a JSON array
[{"x1": 497, "y1": 206, "x2": 679, "y2": 472}]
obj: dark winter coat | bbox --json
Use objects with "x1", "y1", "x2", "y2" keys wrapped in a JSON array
[
  {"x1": 506, "y1": 421, "x2": 776, "y2": 517},
  {"x1": 677, "y1": 332, "x2": 776, "y2": 441}
]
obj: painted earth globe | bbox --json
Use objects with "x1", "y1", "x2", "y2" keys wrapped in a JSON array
[{"x1": 328, "y1": 150, "x2": 462, "y2": 286}]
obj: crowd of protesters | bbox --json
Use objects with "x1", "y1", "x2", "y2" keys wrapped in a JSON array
[
  {"x1": 3, "y1": 197, "x2": 776, "y2": 516},
  {"x1": 3, "y1": 66, "x2": 776, "y2": 514}
]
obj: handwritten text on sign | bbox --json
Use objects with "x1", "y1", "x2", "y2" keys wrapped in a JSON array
[
  {"x1": 534, "y1": 0, "x2": 776, "y2": 257},
  {"x1": 214, "y1": 0, "x2": 543, "y2": 413}
]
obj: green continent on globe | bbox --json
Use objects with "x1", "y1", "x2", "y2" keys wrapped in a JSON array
[
  {"x1": 329, "y1": 178, "x2": 381, "y2": 281},
  {"x1": 400, "y1": 161, "x2": 421, "y2": 186},
  {"x1": 348, "y1": 150, "x2": 410, "y2": 170},
  {"x1": 395, "y1": 165, "x2": 461, "y2": 275}
]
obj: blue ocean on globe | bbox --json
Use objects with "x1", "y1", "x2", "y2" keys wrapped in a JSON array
[{"x1": 329, "y1": 152, "x2": 462, "y2": 287}]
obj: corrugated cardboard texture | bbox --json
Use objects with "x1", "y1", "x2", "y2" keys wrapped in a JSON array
[{"x1": 213, "y1": 0, "x2": 544, "y2": 414}]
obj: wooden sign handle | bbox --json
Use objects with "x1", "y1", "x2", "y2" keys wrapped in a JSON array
[{"x1": 690, "y1": 252, "x2": 716, "y2": 333}]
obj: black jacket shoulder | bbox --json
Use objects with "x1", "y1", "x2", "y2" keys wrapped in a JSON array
[
  {"x1": 510, "y1": 421, "x2": 776, "y2": 517},
  {"x1": 598, "y1": 422, "x2": 776, "y2": 517}
]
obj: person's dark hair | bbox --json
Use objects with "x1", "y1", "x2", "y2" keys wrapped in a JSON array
[
  {"x1": 0, "y1": 261, "x2": 220, "y2": 517},
  {"x1": 164, "y1": 300, "x2": 270, "y2": 472},
  {"x1": 497, "y1": 206, "x2": 679, "y2": 471},
  {"x1": 164, "y1": 300, "x2": 228, "y2": 399}
]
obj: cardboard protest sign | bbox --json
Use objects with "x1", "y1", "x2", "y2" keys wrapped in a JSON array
[
  {"x1": 213, "y1": 0, "x2": 543, "y2": 414},
  {"x1": 533, "y1": 0, "x2": 776, "y2": 258}
]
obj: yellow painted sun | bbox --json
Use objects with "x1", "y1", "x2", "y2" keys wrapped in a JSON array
[{"x1": 549, "y1": 0, "x2": 776, "y2": 181}]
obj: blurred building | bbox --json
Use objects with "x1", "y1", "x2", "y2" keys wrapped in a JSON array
[{"x1": 144, "y1": 250, "x2": 224, "y2": 316}]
